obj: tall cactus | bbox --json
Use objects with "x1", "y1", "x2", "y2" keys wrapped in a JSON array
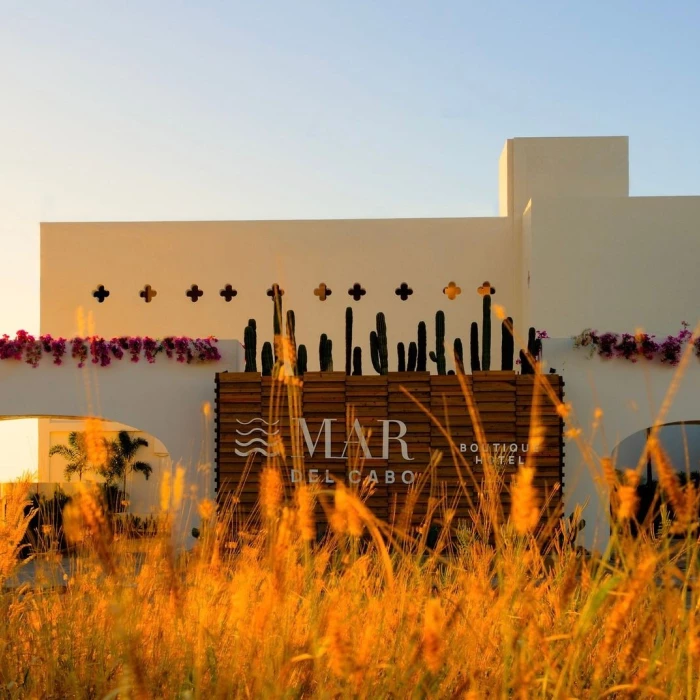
[
  {"x1": 286, "y1": 309, "x2": 297, "y2": 372},
  {"x1": 417, "y1": 321, "x2": 427, "y2": 371},
  {"x1": 272, "y1": 288, "x2": 283, "y2": 361},
  {"x1": 470, "y1": 322, "x2": 481, "y2": 372},
  {"x1": 345, "y1": 307, "x2": 353, "y2": 375},
  {"x1": 397, "y1": 342, "x2": 406, "y2": 372},
  {"x1": 528, "y1": 327, "x2": 542, "y2": 362},
  {"x1": 453, "y1": 337, "x2": 464, "y2": 374},
  {"x1": 370, "y1": 312, "x2": 389, "y2": 375},
  {"x1": 261, "y1": 342, "x2": 273, "y2": 376},
  {"x1": 501, "y1": 317, "x2": 514, "y2": 371},
  {"x1": 429, "y1": 310, "x2": 446, "y2": 375},
  {"x1": 319, "y1": 334, "x2": 333, "y2": 372},
  {"x1": 352, "y1": 347, "x2": 362, "y2": 375},
  {"x1": 407, "y1": 342, "x2": 417, "y2": 372},
  {"x1": 482, "y1": 294, "x2": 491, "y2": 371},
  {"x1": 297, "y1": 344, "x2": 307, "y2": 376},
  {"x1": 520, "y1": 327, "x2": 537, "y2": 375},
  {"x1": 244, "y1": 319, "x2": 257, "y2": 372}
]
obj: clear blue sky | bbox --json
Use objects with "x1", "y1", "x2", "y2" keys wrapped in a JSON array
[{"x1": 1, "y1": 1, "x2": 699, "y2": 476}]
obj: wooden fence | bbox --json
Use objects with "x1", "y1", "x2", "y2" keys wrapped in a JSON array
[{"x1": 215, "y1": 371, "x2": 564, "y2": 526}]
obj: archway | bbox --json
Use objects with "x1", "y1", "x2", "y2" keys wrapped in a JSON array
[{"x1": 0, "y1": 339, "x2": 240, "y2": 542}]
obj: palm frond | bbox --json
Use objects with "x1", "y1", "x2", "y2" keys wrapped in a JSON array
[{"x1": 132, "y1": 461, "x2": 153, "y2": 480}]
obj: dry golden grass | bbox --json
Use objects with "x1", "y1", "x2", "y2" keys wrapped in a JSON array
[{"x1": 1, "y1": 356, "x2": 700, "y2": 698}]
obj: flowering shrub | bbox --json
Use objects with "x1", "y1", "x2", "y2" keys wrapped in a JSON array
[
  {"x1": 573, "y1": 322, "x2": 698, "y2": 366},
  {"x1": 0, "y1": 330, "x2": 221, "y2": 368}
]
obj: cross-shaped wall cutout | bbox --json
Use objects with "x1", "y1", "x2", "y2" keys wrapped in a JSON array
[
  {"x1": 186, "y1": 284, "x2": 204, "y2": 302},
  {"x1": 348, "y1": 283, "x2": 366, "y2": 301},
  {"x1": 313, "y1": 282, "x2": 332, "y2": 301},
  {"x1": 93, "y1": 285, "x2": 110, "y2": 303},
  {"x1": 220, "y1": 284, "x2": 238, "y2": 302},
  {"x1": 395, "y1": 282, "x2": 413, "y2": 301},
  {"x1": 443, "y1": 281, "x2": 461, "y2": 300},
  {"x1": 266, "y1": 284, "x2": 285, "y2": 299},
  {"x1": 139, "y1": 285, "x2": 157, "y2": 303}
]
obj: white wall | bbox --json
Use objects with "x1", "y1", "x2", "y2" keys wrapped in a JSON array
[
  {"x1": 0, "y1": 340, "x2": 240, "y2": 544},
  {"x1": 40, "y1": 218, "x2": 513, "y2": 374},
  {"x1": 529, "y1": 196, "x2": 700, "y2": 338},
  {"x1": 544, "y1": 338, "x2": 700, "y2": 551}
]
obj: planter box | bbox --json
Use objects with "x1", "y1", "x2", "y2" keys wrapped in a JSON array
[{"x1": 215, "y1": 371, "x2": 564, "y2": 526}]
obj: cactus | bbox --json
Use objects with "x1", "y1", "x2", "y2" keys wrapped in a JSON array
[
  {"x1": 370, "y1": 332, "x2": 380, "y2": 374},
  {"x1": 470, "y1": 322, "x2": 481, "y2": 372},
  {"x1": 528, "y1": 327, "x2": 542, "y2": 361},
  {"x1": 352, "y1": 346, "x2": 362, "y2": 375},
  {"x1": 407, "y1": 342, "x2": 417, "y2": 372},
  {"x1": 261, "y1": 342, "x2": 273, "y2": 376},
  {"x1": 297, "y1": 344, "x2": 307, "y2": 376},
  {"x1": 268, "y1": 286, "x2": 282, "y2": 362},
  {"x1": 520, "y1": 327, "x2": 537, "y2": 374},
  {"x1": 519, "y1": 349, "x2": 530, "y2": 374},
  {"x1": 243, "y1": 320, "x2": 257, "y2": 372},
  {"x1": 370, "y1": 313, "x2": 389, "y2": 375},
  {"x1": 428, "y1": 310, "x2": 446, "y2": 375},
  {"x1": 319, "y1": 334, "x2": 333, "y2": 372},
  {"x1": 286, "y1": 309, "x2": 297, "y2": 371},
  {"x1": 520, "y1": 327, "x2": 541, "y2": 375},
  {"x1": 482, "y1": 294, "x2": 491, "y2": 371},
  {"x1": 345, "y1": 307, "x2": 353, "y2": 375},
  {"x1": 501, "y1": 317, "x2": 514, "y2": 371},
  {"x1": 397, "y1": 342, "x2": 406, "y2": 372},
  {"x1": 417, "y1": 321, "x2": 427, "y2": 371},
  {"x1": 453, "y1": 337, "x2": 464, "y2": 374}
]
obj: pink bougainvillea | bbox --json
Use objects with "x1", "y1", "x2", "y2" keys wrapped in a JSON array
[
  {"x1": 0, "y1": 331, "x2": 221, "y2": 368},
  {"x1": 573, "y1": 322, "x2": 699, "y2": 366}
]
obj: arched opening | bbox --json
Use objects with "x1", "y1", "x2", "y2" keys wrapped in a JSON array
[
  {"x1": 614, "y1": 422, "x2": 700, "y2": 484},
  {"x1": 613, "y1": 421, "x2": 700, "y2": 533},
  {"x1": 0, "y1": 414, "x2": 171, "y2": 518}
]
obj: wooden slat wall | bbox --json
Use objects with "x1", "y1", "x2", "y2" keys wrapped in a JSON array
[{"x1": 215, "y1": 372, "x2": 565, "y2": 527}]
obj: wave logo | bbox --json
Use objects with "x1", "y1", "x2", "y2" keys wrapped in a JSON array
[{"x1": 234, "y1": 418, "x2": 280, "y2": 457}]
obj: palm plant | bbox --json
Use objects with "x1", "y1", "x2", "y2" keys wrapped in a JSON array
[
  {"x1": 105, "y1": 431, "x2": 152, "y2": 508},
  {"x1": 48, "y1": 432, "x2": 91, "y2": 481}
]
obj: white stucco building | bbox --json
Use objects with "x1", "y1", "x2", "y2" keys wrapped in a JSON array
[{"x1": 2, "y1": 135, "x2": 699, "y2": 548}]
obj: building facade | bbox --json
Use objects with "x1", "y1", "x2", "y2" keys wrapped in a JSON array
[{"x1": 34, "y1": 136, "x2": 700, "y2": 548}]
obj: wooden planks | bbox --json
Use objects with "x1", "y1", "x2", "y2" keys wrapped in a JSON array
[{"x1": 215, "y1": 371, "x2": 565, "y2": 528}]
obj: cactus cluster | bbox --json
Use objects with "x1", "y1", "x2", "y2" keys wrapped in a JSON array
[{"x1": 241, "y1": 295, "x2": 541, "y2": 377}]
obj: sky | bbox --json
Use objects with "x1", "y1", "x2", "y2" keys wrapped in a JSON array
[{"x1": 1, "y1": 1, "x2": 700, "y2": 478}]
